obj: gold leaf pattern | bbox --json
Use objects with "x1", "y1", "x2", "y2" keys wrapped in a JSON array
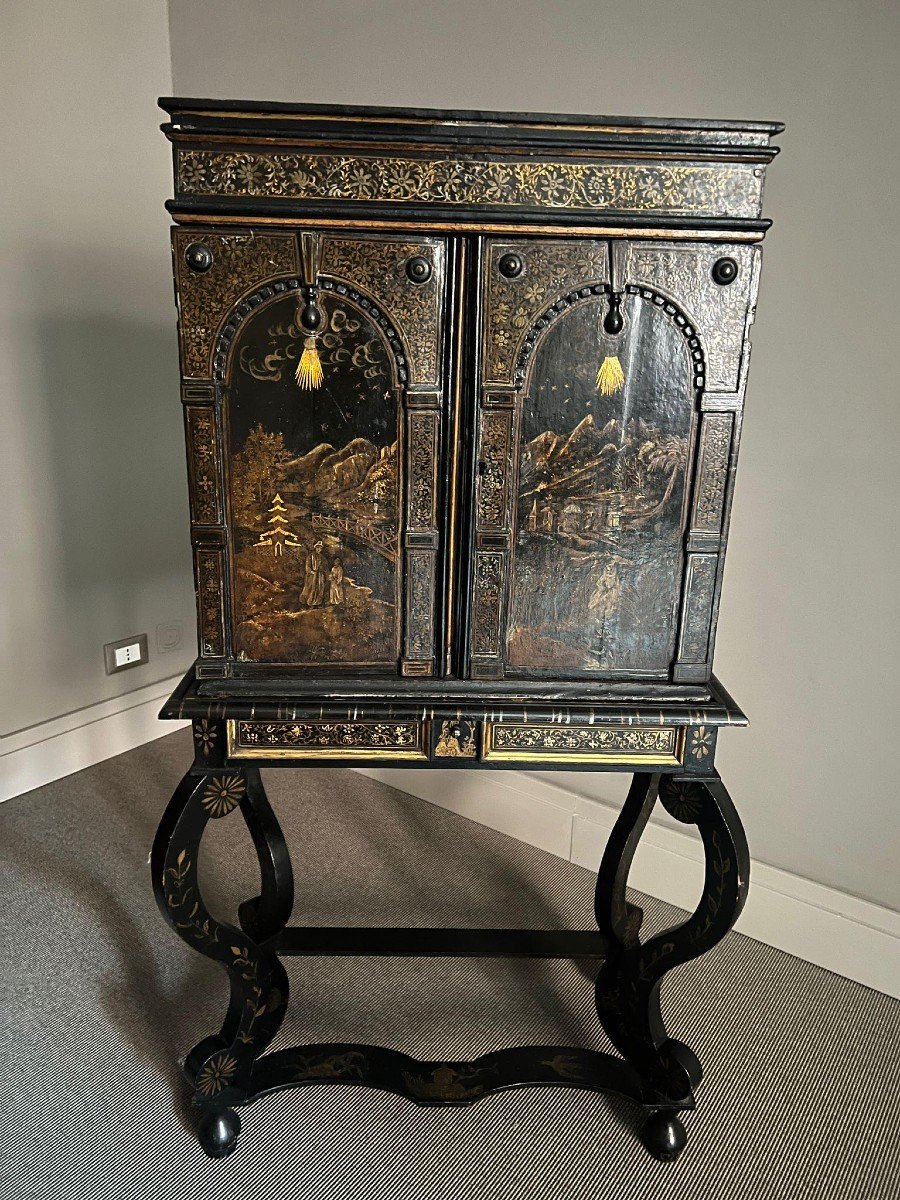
[
  {"x1": 200, "y1": 774, "x2": 246, "y2": 818},
  {"x1": 176, "y1": 150, "x2": 762, "y2": 222},
  {"x1": 693, "y1": 415, "x2": 732, "y2": 531},
  {"x1": 630, "y1": 245, "x2": 755, "y2": 391},
  {"x1": 471, "y1": 552, "x2": 503, "y2": 657},
  {"x1": 690, "y1": 726, "x2": 714, "y2": 760},
  {"x1": 407, "y1": 412, "x2": 437, "y2": 530},
  {"x1": 185, "y1": 407, "x2": 220, "y2": 525},
  {"x1": 405, "y1": 550, "x2": 435, "y2": 661},
  {"x1": 193, "y1": 719, "x2": 218, "y2": 756},
  {"x1": 484, "y1": 240, "x2": 608, "y2": 382},
  {"x1": 319, "y1": 237, "x2": 444, "y2": 385},
  {"x1": 174, "y1": 230, "x2": 298, "y2": 378},
  {"x1": 679, "y1": 555, "x2": 717, "y2": 662},
  {"x1": 491, "y1": 726, "x2": 676, "y2": 754},
  {"x1": 196, "y1": 549, "x2": 224, "y2": 657},
  {"x1": 196, "y1": 1052, "x2": 238, "y2": 1096},
  {"x1": 476, "y1": 411, "x2": 510, "y2": 529},
  {"x1": 240, "y1": 721, "x2": 420, "y2": 750}
]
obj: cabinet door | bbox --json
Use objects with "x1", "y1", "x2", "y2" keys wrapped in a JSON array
[
  {"x1": 467, "y1": 238, "x2": 753, "y2": 682},
  {"x1": 175, "y1": 228, "x2": 449, "y2": 676}
]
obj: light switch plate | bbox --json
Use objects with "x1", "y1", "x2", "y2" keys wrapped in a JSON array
[{"x1": 104, "y1": 633, "x2": 149, "y2": 674}]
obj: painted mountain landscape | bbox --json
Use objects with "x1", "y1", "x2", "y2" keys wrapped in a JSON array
[
  {"x1": 506, "y1": 297, "x2": 694, "y2": 674},
  {"x1": 226, "y1": 292, "x2": 401, "y2": 666}
]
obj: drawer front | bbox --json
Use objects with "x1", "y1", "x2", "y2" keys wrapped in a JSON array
[
  {"x1": 482, "y1": 723, "x2": 684, "y2": 765},
  {"x1": 227, "y1": 717, "x2": 684, "y2": 766},
  {"x1": 227, "y1": 719, "x2": 429, "y2": 760}
]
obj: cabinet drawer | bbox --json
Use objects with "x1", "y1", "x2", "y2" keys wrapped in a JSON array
[
  {"x1": 482, "y1": 722, "x2": 684, "y2": 765},
  {"x1": 227, "y1": 717, "x2": 685, "y2": 766},
  {"x1": 227, "y1": 719, "x2": 429, "y2": 760}
]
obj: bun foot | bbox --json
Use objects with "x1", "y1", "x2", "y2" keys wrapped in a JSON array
[
  {"x1": 642, "y1": 1110, "x2": 687, "y2": 1162},
  {"x1": 197, "y1": 1107, "x2": 241, "y2": 1159}
]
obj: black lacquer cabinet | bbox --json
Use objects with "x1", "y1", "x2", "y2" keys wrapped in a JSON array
[{"x1": 152, "y1": 98, "x2": 782, "y2": 1162}]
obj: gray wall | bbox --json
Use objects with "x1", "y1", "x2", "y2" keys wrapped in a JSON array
[
  {"x1": 167, "y1": 0, "x2": 899, "y2": 910},
  {"x1": 1, "y1": 2, "x2": 193, "y2": 737}
]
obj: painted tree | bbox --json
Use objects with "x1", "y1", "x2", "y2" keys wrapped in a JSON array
[
  {"x1": 254, "y1": 493, "x2": 301, "y2": 556},
  {"x1": 232, "y1": 424, "x2": 293, "y2": 529},
  {"x1": 644, "y1": 435, "x2": 689, "y2": 516}
]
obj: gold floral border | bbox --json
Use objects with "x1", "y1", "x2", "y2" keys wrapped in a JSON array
[
  {"x1": 176, "y1": 150, "x2": 762, "y2": 219},
  {"x1": 227, "y1": 719, "x2": 428, "y2": 759},
  {"x1": 484, "y1": 723, "x2": 684, "y2": 764}
]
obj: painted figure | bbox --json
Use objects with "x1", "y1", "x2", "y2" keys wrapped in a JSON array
[
  {"x1": 300, "y1": 541, "x2": 326, "y2": 607},
  {"x1": 329, "y1": 558, "x2": 345, "y2": 606},
  {"x1": 588, "y1": 555, "x2": 628, "y2": 640}
]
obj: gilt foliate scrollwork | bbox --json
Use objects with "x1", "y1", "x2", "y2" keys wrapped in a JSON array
[
  {"x1": 476, "y1": 411, "x2": 511, "y2": 529},
  {"x1": 678, "y1": 555, "x2": 717, "y2": 663},
  {"x1": 629, "y1": 245, "x2": 756, "y2": 391},
  {"x1": 405, "y1": 551, "x2": 435, "y2": 661},
  {"x1": 408, "y1": 412, "x2": 437, "y2": 530},
  {"x1": 472, "y1": 552, "x2": 504, "y2": 657},
  {"x1": 491, "y1": 725, "x2": 677, "y2": 756},
  {"x1": 484, "y1": 240, "x2": 608, "y2": 382},
  {"x1": 319, "y1": 237, "x2": 445, "y2": 385},
  {"x1": 237, "y1": 721, "x2": 422, "y2": 753},
  {"x1": 174, "y1": 230, "x2": 298, "y2": 378},
  {"x1": 196, "y1": 549, "x2": 225, "y2": 657},
  {"x1": 185, "y1": 407, "x2": 220, "y2": 524},
  {"x1": 176, "y1": 150, "x2": 762, "y2": 222},
  {"x1": 693, "y1": 414, "x2": 732, "y2": 531}
]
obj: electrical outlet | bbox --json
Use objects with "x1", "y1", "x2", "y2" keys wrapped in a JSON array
[
  {"x1": 156, "y1": 621, "x2": 183, "y2": 654},
  {"x1": 104, "y1": 633, "x2": 149, "y2": 675}
]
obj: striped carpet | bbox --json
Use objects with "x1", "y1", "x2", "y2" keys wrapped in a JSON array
[{"x1": 1, "y1": 728, "x2": 898, "y2": 1200}]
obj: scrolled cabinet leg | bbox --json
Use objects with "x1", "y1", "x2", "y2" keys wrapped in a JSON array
[
  {"x1": 594, "y1": 772, "x2": 749, "y2": 1114},
  {"x1": 235, "y1": 765, "x2": 294, "y2": 941},
  {"x1": 151, "y1": 758, "x2": 292, "y2": 1155}
]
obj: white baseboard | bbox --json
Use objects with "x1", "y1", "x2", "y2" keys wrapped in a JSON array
[
  {"x1": 358, "y1": 767, "x2": 900, "y2": 999},
  {"x1": 0, "y1": 674, "x2": 190, "y2": 803}
]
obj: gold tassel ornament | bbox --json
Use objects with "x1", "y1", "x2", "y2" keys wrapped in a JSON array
[
  {"x1": 596, "y1": 292, "x2": 626, "y2": 396},
  {"x1": 296, "y1": 337, "x2": 324, "y2": 390},
  {"x1": 295, "y1": 283, "x2": 325, "y2": 391},
  {"x1": 596, "y1": 355, "x2": 625, "y2": 396}
]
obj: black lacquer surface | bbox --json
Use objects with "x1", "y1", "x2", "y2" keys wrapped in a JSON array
[{"x1": 151, "y1": 98, "x2": 780, "y2": 1164}]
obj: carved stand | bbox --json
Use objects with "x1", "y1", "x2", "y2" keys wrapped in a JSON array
[{"x1": 152, "y1": 677, "x2": 748, "y2": 1163}]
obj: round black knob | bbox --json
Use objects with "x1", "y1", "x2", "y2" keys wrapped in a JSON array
[
  {"x1": 184, "y1": 243, "x2": 214, "y2": 273},
  {"x1": 405, "y1": 255, "x2": 432, "y2": 284},
  {"x1": 712, "y1": 257, "x2": 738, "y2": 286},
  {"x1": 498, "y1": 252, "x2": 523, "y2": 279}
]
